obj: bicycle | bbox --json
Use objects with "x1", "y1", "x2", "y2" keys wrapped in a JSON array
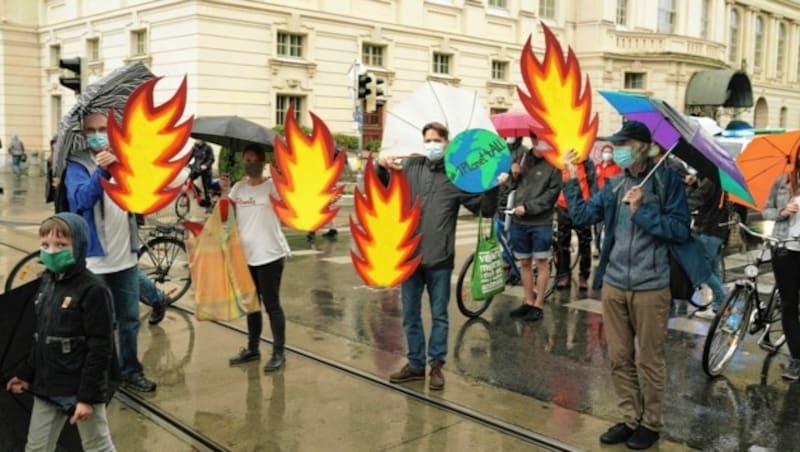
[
  {"x1": 137, "y1": 221, "x2": 192, "y2": 304},
  {"x1": 5, "y1": 221, "x2": 192, "y2": 306},
  {"x1": 174, "y1": 170, "x2": 220, "y2": 219},
  {"x1": 455, "y1": 211, "x2": 576, "y2": 318},
  {"x1": 702, "y1": 222, "x2": 789, "y2": 377}
]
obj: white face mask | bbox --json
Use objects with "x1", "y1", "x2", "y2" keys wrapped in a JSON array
[
  {"x1": 601, "y1": 152, "x2": 613, "y2": 162},
  {"x1": 424, "y1": 141, "x2": 445, "y2": 161}
]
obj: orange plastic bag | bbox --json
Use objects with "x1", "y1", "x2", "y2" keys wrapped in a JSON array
[{"x1": 189, "y1": 201, "x2": 259, "y2": 321}]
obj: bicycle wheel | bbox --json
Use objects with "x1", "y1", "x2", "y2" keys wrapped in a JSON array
[
  {"x1": 758, "y1": 288, "x2": 786, "y2": 351},
  {"x1": 455, "y1": 253, "x2": 493, "y2": 318},
  {"x1": 702, "y1": 285, "x2": 753, "y2": 377},
  {"x1": 174, "y1": 192, "x2": 190, "y2": 219},
  {"x1": 534, "y1": 255, "x2": 557, "y2": 299},
  {"x1": 137, "y1": 237, "x2": 191, "y2": 303},
  {"x1": 5, "y1": 250, "x2": 45, "y2": 291}
]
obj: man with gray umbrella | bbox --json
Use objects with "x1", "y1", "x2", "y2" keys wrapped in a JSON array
[{"x1": 57, "y1": 62, "x2": 158, "y2": 393}]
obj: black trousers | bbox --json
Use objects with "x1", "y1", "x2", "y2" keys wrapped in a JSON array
[
  {"x1": 246, "y1": 258, "x2": 286, "y2": 354},
  {"x1": 773, "y1": 249, "x2": 800, "y2": 359},
  {"x1": 556, "y1": 207, "x2": 592, "y2": 278}
]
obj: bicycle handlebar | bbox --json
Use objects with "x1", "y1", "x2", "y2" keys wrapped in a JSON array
[{"x1": 736, "y1": 222, "x2": 800, "y2": 248}]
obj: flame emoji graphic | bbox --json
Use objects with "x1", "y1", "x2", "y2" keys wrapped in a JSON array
[
  {"x1": 518, "y1": 23, "x2": 598, "y2": 169},
  {"x1": 270, "y1": 105, "x2": 345, "y2": 231},
  {"x1": 102, "y1": 77, "x2": 193, "y2": 214},
  {"x1": 350, "y1": 156, "x2": 422, "y2": 288}
]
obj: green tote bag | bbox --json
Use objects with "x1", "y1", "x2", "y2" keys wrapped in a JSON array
[{"x1": 470, "y1": 215, "x2": 506, "y2": 300}]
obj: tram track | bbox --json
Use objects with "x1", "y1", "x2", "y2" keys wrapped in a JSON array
[{"x1": 116, "y1": 302, "x2": 581, "y2": 452}]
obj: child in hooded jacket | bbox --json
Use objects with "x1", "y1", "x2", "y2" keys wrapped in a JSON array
[{"x1": 6, "y1": 212, "x2": 116, "y2": 452}]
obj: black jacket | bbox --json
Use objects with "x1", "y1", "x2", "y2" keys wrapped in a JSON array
[
  {"x1": 18, "y1": 213, "x2": 116, "y2": 405},
  {"x1": 510, "y1": 154, "x2": 561, "y2": 225},
  {"x1": 687, "y1": 177, "x2": 729, "y2": 240},
  {"x1": 191, "y1": 143, "x2": 215, "y2": 173},
  {"x1": 381, "y1": 158, "x2": 497, "y2": 270}
]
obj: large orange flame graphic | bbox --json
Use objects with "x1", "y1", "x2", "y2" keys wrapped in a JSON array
[
  {"x1": 102, "y1": 77, "x2": 193, "y2": 214},
  {"x1": 270, "y1": 105, "x2": 345, "y2": 231},
  {"x1": 518, "y1": 23, "x2": 598, "y2": 169},
  {"x1": 350, "y1": 156, "x2": 422, "y2": 288}
]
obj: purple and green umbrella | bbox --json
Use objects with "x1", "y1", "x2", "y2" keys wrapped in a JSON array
[{"x1": 599, "y1": 90, "x2": 754, "y2": 205}]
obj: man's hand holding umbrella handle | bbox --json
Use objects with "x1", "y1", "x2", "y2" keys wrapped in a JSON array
[
  {"x1": 623, "y1": 186, "x2": 644, "y2": 213},
  {"x1": 95, "y1": 150, "x2": 117, "y2": 170},
  {"x1": 6, "y1": 376, "x2": 29, "y2": 394},
  {"x1": 513, "y1": 205, "x2": 526, "y2": 217}
]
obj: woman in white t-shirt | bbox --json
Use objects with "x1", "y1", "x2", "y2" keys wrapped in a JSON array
[
  {"x1": 221, "y1": 145, "x2": 291, "y2": 372},
  {"x1": 764, "y1": 165, "x2": 800, "y2": 381}
]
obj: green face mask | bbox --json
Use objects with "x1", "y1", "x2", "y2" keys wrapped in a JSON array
[{"x1": 40, "y1": 249, "x2": 76, "y2": 273}]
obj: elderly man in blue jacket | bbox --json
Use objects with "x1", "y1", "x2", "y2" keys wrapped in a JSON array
[{"x1": 562, "y1": 121, "x2": 690, "y2": 451}]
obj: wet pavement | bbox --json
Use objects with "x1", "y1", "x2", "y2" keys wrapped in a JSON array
[{"x1": 2, "y1": 172, "x2": 800, "y2": 451}]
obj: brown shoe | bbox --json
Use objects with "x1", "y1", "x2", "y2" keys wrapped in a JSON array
[
  {"x1": 579, "y1": 276, "x2": 589, "y2": 291},
  {"x1": 429, "y1": 360, "x2": 445, "y2": 390},
  {"x1": 389, "y1": 364, "x2": 425, "y2": 383},
  {"x1": 556, "y1": 275, "x2": 570, "y2": 289}
]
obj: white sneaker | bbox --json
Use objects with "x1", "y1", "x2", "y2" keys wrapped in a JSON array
[{"x1": 694, "y1": 308, "x2": 717, "y2": 320}]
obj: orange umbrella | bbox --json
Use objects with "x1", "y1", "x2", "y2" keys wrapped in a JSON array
[{"x1": 730, "y1": 131, "x2": 800, "y2": 210}]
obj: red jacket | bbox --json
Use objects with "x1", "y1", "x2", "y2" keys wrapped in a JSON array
[{"x1": 596, "y1": 161, "x2": 622, "y2": 190}]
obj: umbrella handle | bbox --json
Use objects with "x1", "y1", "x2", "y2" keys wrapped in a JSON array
[{"x1": 621, "y1": 145, "x2": 673, "y2": 204}]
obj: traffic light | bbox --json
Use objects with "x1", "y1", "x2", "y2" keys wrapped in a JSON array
[
  {"x1": 365, "y1": 73, "x2": 385, "y2": 113},
  {"x1": 58, "y1": 57, "x2": 87, "y2": 94},
  {"x1": 357, "y1": 73, "x2": 372, "y2": 99}
]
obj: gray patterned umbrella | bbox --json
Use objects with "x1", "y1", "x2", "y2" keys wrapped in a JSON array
[{"x1": 53, "y1": 62, "x2": 155, "y2": 175}]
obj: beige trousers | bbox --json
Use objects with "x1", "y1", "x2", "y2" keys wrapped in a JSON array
[{"x1": 603, "y1": 284, "x2": 671, "y2": 431}]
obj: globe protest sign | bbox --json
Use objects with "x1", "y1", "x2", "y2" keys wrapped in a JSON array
[{"x1": 444, "y1": 128, "x2": 511, "y2": 193}]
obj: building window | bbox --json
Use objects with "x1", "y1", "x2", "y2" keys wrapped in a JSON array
[
  {"x1": 624, "y1": 72, "x2": 646, "y2": 90},
  {"x1": 753, "y1": 16, "x2": 764, "y2": 70},
  {"x1": 131, "y1": 29, "x2": 148, "y2": 57},
  {"x1": 728, "y1": 8, "x2": 739, "y2": 63},
  {"x1": 488, "y1": 0, "x2": 507, "y2": 7},
  {"x1": 362, "y1": 44, "x2": 385, "y2": 67},
  {"x1": 616, "y1": 0, "x2": 627, "y2": 26},
  {"x1": 780, "y1": 107, "x2": 788, "y2": 128},
  {"x1": 491, "y1": 108, "x2": 508, "y2": 115},
  {"x1": 51, "y1": 95, "x2": 61, "y2": 136},
  {"x1": 277, "y1": 32, "x2": 304, "y2": 58},
  {"x1": 86, "y1": 38, "x2": 100, "y2": 62},
  {"x1": 657, "y1": 0, "x2": 675, "y2": 33},
  {"x1": 539, "y1": 0, "x2": 555, "y2": 19},
  {"x1": 49, "y1": 44, "x2": 60, "y2": 67},
  {"x1": 777, "y1": 23, "x2": 786, "y2": 74},
  {"x1": 700, "y1": 0, "x2": 711, "y2": 39},
  {"x1": 797, "y1": 45, "x2": 800, "y2": 81},
  {"x1": 432, "y1": 52, "x2": 451, "y2": 75},
  {"x1": 276, "y1": 95, "x2": 304, "y2": 126},
  {"x1": 491, "y1": 60, "x2": 508, "y2": 81}
]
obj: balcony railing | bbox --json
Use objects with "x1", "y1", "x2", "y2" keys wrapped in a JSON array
[{"x1": 611, "y1": 30, "x2": 725, "y2": 61}]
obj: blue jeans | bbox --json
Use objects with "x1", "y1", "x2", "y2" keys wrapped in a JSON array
[
  {"x1": 11, "y1": 155, "x2": 21, "y2": 177},
  {"x1": 493, "y1": 216, "x2": 515, "y2": 267},
  {"x1": 400, "y1": 266, "x2": 452, "y2": 369},
  {"x1": 696, "y1": 233, "x2": 726, "y2": 310},
  {"x1": 137, "y1": 268, "x2": 166, "y2": 307},
  {"x1": 98, "y1": 265, "x2": 143, "y2": 378}
]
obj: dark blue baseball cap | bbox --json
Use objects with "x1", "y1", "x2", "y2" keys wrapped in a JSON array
[{"x1": 604, "y1": 120, "x2": 652, "y2": 144}]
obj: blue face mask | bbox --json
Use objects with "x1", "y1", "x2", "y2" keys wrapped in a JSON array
[
  {"x1": 612, "y1": 146, "x2": 635, "y2": 169},
  {"x1": 86, "y1": 133, "x2": 109, "y2": 152},
  {"x1": 425, "y1": 142, "x2": 445, "y2": 161}
]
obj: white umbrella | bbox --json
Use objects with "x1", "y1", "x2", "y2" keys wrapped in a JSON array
[
  {"x1": 685, "y1": 115, "x2": 723, "y2": 136},
  {"x1": 379, "y1": 81, "x2": 496, "y2": 157}
]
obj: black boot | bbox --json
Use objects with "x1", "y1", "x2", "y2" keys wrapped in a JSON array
[{"x1": 264, "y1": 351, "x2": 285, "y2": 372}]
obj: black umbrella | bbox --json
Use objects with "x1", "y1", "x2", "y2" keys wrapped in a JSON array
[
  {"x1": 53, "y1": 62, "x2": 155, "y2": 175},
  {"x1": 190, "y1": 116, "x2": 276, "y2": 153},
  {"x1": 0, "y1": 279, "x2": 82, "y2": 450}
]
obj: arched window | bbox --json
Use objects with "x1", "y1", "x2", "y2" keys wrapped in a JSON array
[
  {"x1": 728, "y1": 9, "x2": 739, "y2": 63},
  {"x1": 777, "y1": 23, "x2": 786, "y2": 74},
  {"x1": 754, "y1": 16, "x2": 764, "y2": 69}
]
